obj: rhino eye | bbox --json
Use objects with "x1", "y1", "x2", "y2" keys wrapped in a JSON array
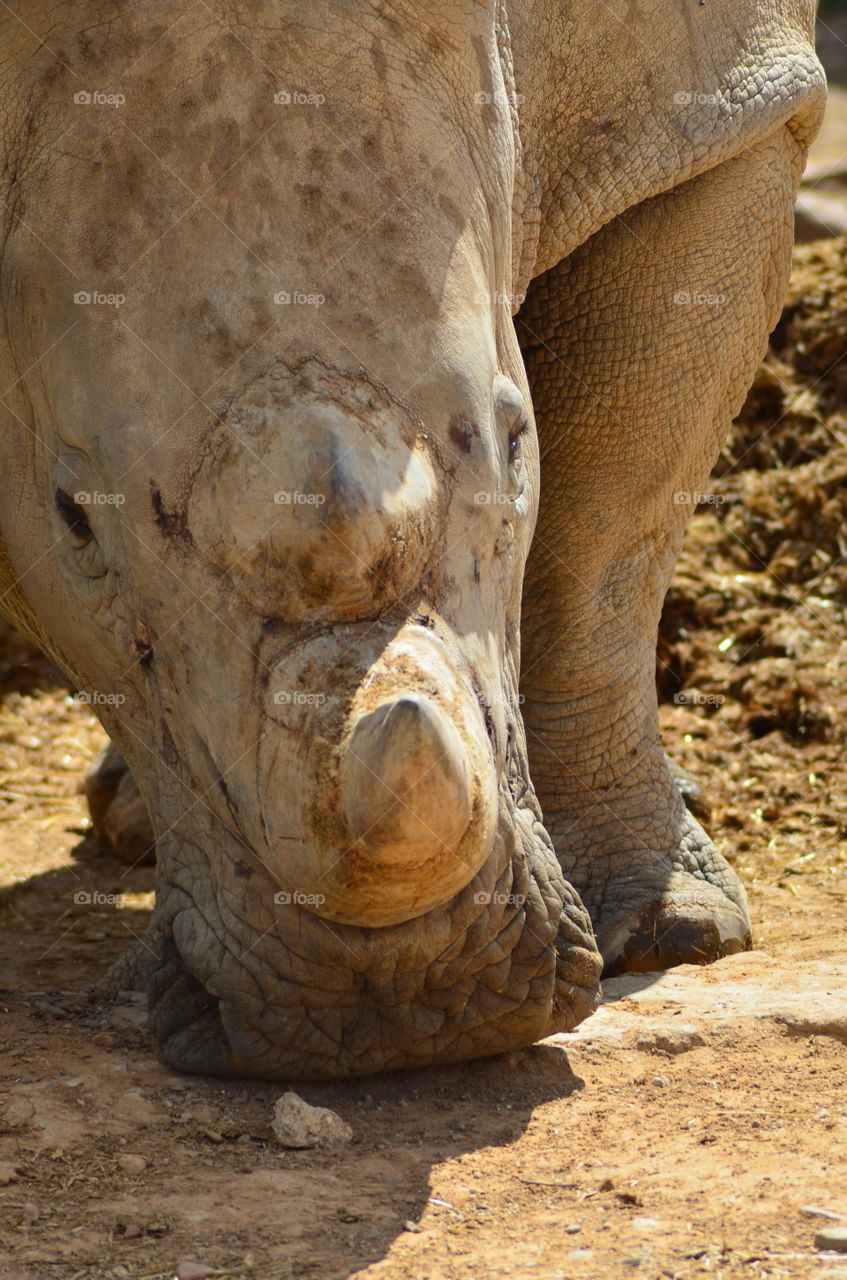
[
  {"x1": 55, "y1": 488, "x2": 94, "y2": 547},
  {"x1": 508, "y1": 414, "x2": 529, "y2": 462}
]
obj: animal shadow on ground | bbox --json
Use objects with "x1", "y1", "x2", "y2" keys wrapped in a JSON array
[{"x1": 0, "y1": 832, "x2": 590, "y2": 1279}]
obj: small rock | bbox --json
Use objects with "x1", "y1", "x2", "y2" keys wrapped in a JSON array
[
  {"x1": 92, "y1": 1031, "x2": 116, "y2": 1047},
  {"x1": 803, "y1": 1206, "x2": 846, "y2": 1222},
  {"x1": 0, "y1": 1161, "x2": 20, "y2": 1185},
  {"x1": 185, "y1": 1104, "x2": 217, "y2": 1126},
  {"x1": 565, "y1": 1223, "x2": 581, "y2": 1234},
  {"x1": 33, "y1": 999, "x2": 68, "y2": 1019},
  {"x1": 632, "y1": 1216, "x2": 667, "y2": 1233},
  {"x1": 403, "y1": 1220, "x2": 422, "y2": 1233},
  {"x1": 202, "y1": 1128, "x2": 223, "y2": 1144},
  {"x1": 2, "y1": 1097, "x2": 35, "y2": 1127},
  {"x1": 22, "y1": 1201, "x2": 40, "y2": 1222},
  {"x1": 118, "y1": 1154, "x2": 146, "y2": 1175},
  {"x1": 122, "y1": 1224, "x2": 143, "y2": 1239},
  {"x1": 271, "y1": 1092, "x2": 353, "y2": 1150},
  {"x1": 175, "y1": 1262, "x2": 218, "y2": 1280},
  {"x1": 817, "y1": 1228, "x2": 847, "y2": 1253},
  {"x1": 636, "y1": 1027, "x2": 706, "y2": 1055},
  {"x1": 651, "y1": 1075, "x2": 670, "y2": 1088}
]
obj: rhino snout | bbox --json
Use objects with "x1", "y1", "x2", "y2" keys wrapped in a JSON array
[{"x1": 339, "y1": 693, "x2": 472, "y2": 864}]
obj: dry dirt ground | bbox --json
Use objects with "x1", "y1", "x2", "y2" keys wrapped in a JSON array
[{"x1": 3, "y1": 159, "x2": 847, "y2": 1280}]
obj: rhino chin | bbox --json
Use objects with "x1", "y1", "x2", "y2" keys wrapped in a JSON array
[{"x1": 146, "y1": 799, "x2": 603, "y2": 1082}]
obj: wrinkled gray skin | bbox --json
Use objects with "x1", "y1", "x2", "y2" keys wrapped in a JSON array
[{"x1": 0, "y1": 1, "x2": 824, "y2": 1079}]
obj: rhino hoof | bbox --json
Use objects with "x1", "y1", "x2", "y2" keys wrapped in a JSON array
[
  {"x1": 603, "y1": 882, "x2": 752, "y2": 978},
  {"x1": 83, "y1": 743, "x2": 155, "y2": 865}
]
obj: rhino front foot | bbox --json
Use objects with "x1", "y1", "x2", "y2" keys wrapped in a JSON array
[
  {"x1": 547, "y1": 793, "x2": 751, "y2": 979},
  {"x1": 590, "y1": 760, "x2": 750, "y2": 975},
  {"x1": 597, "y1": 818, "x2": 752, "y2": 978}
]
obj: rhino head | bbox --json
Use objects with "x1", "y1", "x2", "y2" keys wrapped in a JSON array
[{"x1": 0, "y1": 1, "x2": 600, "y2": 1077}]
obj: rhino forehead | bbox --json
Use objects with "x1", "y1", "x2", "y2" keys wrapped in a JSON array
[{"x1": 1, "y1": 13, "x2": 518, "y2": 473}]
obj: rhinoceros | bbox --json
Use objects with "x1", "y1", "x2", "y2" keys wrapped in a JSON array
[{"x1": 0, "y1": 1, "x2": 824, "y2": 1079}]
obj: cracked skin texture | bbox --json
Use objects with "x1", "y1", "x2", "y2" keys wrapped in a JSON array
[{"x1": 0, "y1": 0, "x2": 826, "y2": 1078}]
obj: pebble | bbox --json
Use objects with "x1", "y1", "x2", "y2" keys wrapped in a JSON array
[
  {"x1": 803, "y1": 1205, "x2": 846, "y2": 1222},
  {"x1": 631, "y1": 1217, "x2": 667, "y2": 1233},
  {"x1": 817, "y1": 1228, "x2": 847, "y2": 1253},
  {"x1": 22, "y1": 1202, "x2": 39, "y2": 1222},
  {"x1": 175, "y1": 1262, "x2": 219, "y2": 1280},
  {"x1": 651, "y1": 1076, "x2": 670, "y2": 1088},
  {"x1": 118, "y1": 1154, "x2": 146, "y2": 1175},
  {"x1": 271, "y1": 1092, "x2": 353, "y2": 1149},
  {"x1": 0, "y1": 1161, "x2": 20, "y2": 1185},
  {"x1": 92, "y1": 1031, "x2": 116, "y2": 1047},
  {"x1": 403, "y1": 1220, "x2": 422, "y2": 1233}
]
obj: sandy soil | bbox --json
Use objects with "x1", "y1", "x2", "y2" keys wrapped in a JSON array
[{"x1": 2, "y1": 209, "x2": 847, "y2": 1280}]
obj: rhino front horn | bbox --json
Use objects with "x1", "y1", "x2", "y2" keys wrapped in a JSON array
[{"x1": 340, "y1": 694, "x2": 472, "y2": 865}]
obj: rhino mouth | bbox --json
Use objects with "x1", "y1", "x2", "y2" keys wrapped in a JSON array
[{"x1": 145, "y1": 783, "x2": 602, "y2": 1081}]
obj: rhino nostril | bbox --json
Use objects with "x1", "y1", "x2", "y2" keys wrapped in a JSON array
[{"x1": 339, "y1": 693, "x2": 472, "y2": 864}]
